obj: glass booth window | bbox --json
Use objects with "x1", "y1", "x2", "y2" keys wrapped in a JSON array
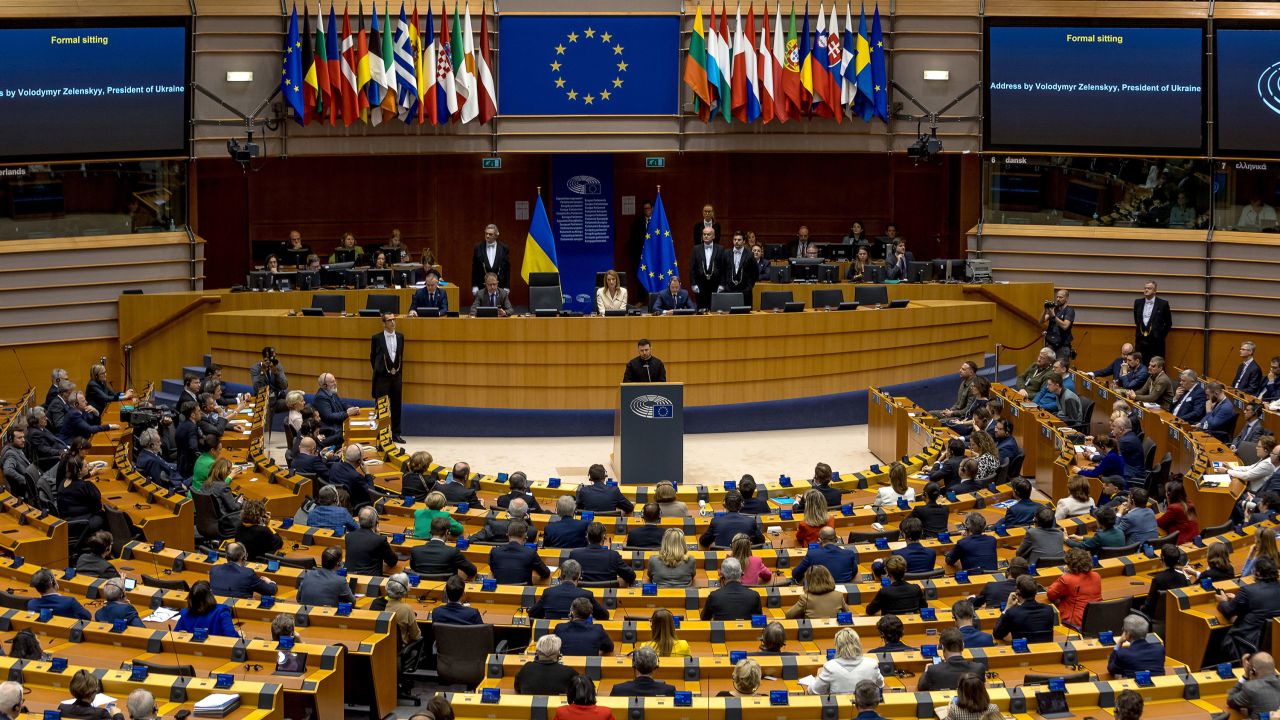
[{"x1": 1213, "y1": 160, "x2": 1280, "y2": 233}]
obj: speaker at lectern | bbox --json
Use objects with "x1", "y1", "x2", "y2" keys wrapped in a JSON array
[{"x1": 612, "y1": 382, "x2": 683, "y2": 485}]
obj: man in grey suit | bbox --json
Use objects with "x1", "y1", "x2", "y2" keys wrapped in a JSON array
[
  {"x1": 1228, "y1": 651, "x2": 1280, "y2": 720},
  {"x1": 297, "y1": 546, "x2": 357, "y2": 607},
  {"x1": 471, "y1": 272, "x2": 514, "y2": 316}
]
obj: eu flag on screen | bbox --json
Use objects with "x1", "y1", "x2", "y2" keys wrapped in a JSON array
[
  {"x1": 498, "y1": 16, "x2": 680, "y2": 115},
  {"x1": 639, "y1": 193, "x2": 679, "y2": 294}
]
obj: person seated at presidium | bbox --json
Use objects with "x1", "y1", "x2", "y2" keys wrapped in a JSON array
[
  {"x1": 597, "y1": 269, "x2": 628, "y2": 312},
  {"x1": 845, "y1": 245, "x2": 873, "y2": 282},
  {"x1": 328, "y1": 232, "x2": 365, "y2": 264},
  {"x1": 471, "y1": 272, "x2": 513, "y2": 316},
  {"x1": 651, "y1": 275, "x2": 694, "y2": 313},
  {"x1": 408, "y1": 268, "x2": 448, "y2": 316}
]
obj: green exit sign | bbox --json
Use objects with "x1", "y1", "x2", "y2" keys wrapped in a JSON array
[
  {"x1": 481, "y1": 156, "x2": 502, "y2": 169},
  {"x1": 645, "y1": 157, "x2": 665, "y2": 168}
]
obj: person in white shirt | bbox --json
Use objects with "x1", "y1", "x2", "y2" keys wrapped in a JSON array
[
  {"x1": 873, "y1": 463, "x2": 917, "y2": 508},
  {"x1": 596, "y1": 269, "x2": 628, "y2": 313},
  {"x1": 1237, "y1": 197, "x2": 1278, "y2": 229},
  {"x1": 1229, "y1": 437, "x2": 1280, "y2": 494},
  {"x1": 808, "y1": 628, "x2": 884, "y2": 694}
]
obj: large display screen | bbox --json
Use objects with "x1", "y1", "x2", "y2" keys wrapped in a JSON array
[
  {"x1": 1216, "y1": 28, "x2": 1280, "y2": 158},
  {"x1": 0, "y1": 19, "x2": 190, "y2": 163},
  {"x1": 984, "y1": 22, "x2": 1205, "y2": 153}
]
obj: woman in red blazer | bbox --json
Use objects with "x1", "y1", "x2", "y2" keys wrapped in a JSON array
[
  {"x1": 554, "y1": 676, "x2": 616, "y2": 720},
  {"x1": 1157, "y1": 481, "x2": 1200, "y2": 544},
  {"x1": 1046, "y1": 548, "x2": 1102, "y2": 628}
]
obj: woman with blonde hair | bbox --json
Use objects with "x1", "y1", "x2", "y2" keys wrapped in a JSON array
[
  {"x1": 284, "y1": 390, "x2": 306, "y2": 434},
  {"x1": 716, "y1": 658, "x2": 762, "y2": 697},
  {"x1": 413, "y1": 490, "x2": 464, "y2": 539},
  {"x1": 1243, "y1": 526, "x2": 1280, "y2": 577},
  {"x1": 874, "y1": 462, "x2": 915, "y2": 507},
  {"x1": 85, "y1": 362, "x2": 134, "y2": 415},
  {"x1": 596, "y1": 269, "x2": 628, "y2": 312},
  {"x1": 731, "y1": 532, "x2": 772, "y2": 585},
  {"x1": 199, "y1": 457, "x2": 243, "y2": 537},
  {"x1": 796, "y1": 489, "x2": 834, "y2": 546},
  {"x1": 648, "y1": 528, "x2": 696, "y2": 586},
  {"x1": 654, "y1": 481, "x2": 688, "y2": 518},
  {"x1": 809, "y1": 628, "x2": 883, "y2": 694},
  {"x1": 1055, "y1": 475, "x2": 1096, "y2": 520},
  {"x1": 639, "y1": 608, "x2": 690, "y2": 657},
  {"x1": 785, "y1": 565, "x2": 850, "y2": 619},
  {"x1": 969, "y1": 430, "x2": 1000, "y2": 482}
]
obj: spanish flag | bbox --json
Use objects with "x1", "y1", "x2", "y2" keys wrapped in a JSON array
[{"x1": 520, "y1": 194, "x2": 559, "y2": 284}]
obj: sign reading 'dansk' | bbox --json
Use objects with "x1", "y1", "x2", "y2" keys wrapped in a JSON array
[{"x1": 630, "y1": 395, "x2": 674, "y2": 419}]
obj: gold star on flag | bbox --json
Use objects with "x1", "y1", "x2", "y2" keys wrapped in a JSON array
[
  {"x1": 567, "y1": 31, "x2": 579, "y2": 43},
  {"x1": 584, "y1": 94, "x2": 595, "y2": 104},
  {"x1": 296, "y1": 40, "x2": 302, "y2": 48},
  {"x1": 617, "y1": 60, "x2": 628, "y2": 72},
  {"x1": 640, "y1": 264, "x2": 648, "y2": 271},
  {"x1": 584, "y1": 27, "x2": 595, "y2": 38},
  {"x1": 612, "y1": 77, "x2": 623, "y2": 88},
  {"x1": 567, "y1": 89, "x2": 578, "y2": 100},
  {"x1": 649, "y1": 271, "x2": 655, "y2": 278},
  {"x1": 601, "y1": 31, "x2": 612, "y2": 43},
  {"x1": 613, "y1": 44, "x2": 624, "y2": 55},
  {"x1": 287, "y1": 46, "x2": 293, "y2": 54},
  {"x1": 555, "y1": 44, "x2": 566, "y2": 55},
  {"x1": 282, "y1": 68, "x2": 287, "y2": 76},
  {"x1": 600, "y1": 89, "x2": 611, "y2": 100},
  {"x1": 555, "y1": 77, "x2": 566, "y2": 88},
  {"x1": 663, "y1": 230, "x2": 671, "y2": 237},
  {"x1": 874, "y1": 84, "x2": 881, "y2": 91},
  {"x1": 550, "y1": 60, "x2": 562, "y2": 72},
  {"x1": 876, "y1": 40, "x2": 884, "y2": 48}
]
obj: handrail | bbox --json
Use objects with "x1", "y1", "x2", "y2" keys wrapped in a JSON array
[
  {"x1": 962, "y1": 285, "x2": 1042, "y2": 328},
  {"x1": 120, "y1": 294, "x2": 221, "y2": 350}
]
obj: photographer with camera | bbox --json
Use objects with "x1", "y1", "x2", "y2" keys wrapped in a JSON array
[
  {"x1": 249, "y1": 346, "x2": 289, "y2": 413},
  {"x1": 1041, "y1": 289, "x2": 1075, "y2": 363}
]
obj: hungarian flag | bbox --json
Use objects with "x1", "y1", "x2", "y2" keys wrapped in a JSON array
[
  {"x1": 476, "y1": 1, "x2": 497, "y2": 124},
  {"x1": 437, "y1": 0, "x2": 458, "y2": 122},
  {"x1": 379, "y1": 2, "x2": 399, "y2": 121},
  {"x1": 367, "y1": 3, "x2": 386, "y2": 123},
  {"x1": 326, "y1": 5, "x2": 342, "y2": 122},
  {"x1": 356, "y1": 2, "x2": 372, "y2": 118},
  {"x1": 339, "y1": 6, "x2": 360, "y2": 125},
  {"x1": 310, "y1": 3, "x2": 332, "y2": 123},
  {"x1": 715, "y1": 2, "x2": 731, "y2": 122},
  {"x1": 774, "y1": 2, "x2": 794, "y2": 122},
  {"x1": 684, "y1": 5, "x2": 710, "y2": 121}
]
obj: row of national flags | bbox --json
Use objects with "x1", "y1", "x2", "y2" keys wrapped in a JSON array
[
  {"x1": 281, "y1": 1, "x2": 496, "y2": 126},
  {"x1": 683, "y1": 1, "x2": 888, "y2": 124}
]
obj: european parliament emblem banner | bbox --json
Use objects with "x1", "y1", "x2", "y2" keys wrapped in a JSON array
[
  {"x1": 498, "y1": 16, "x2": 680, "y2": 115},
  {"x1": 551, "y1": 154, "x2": 615, "y2": 313}
]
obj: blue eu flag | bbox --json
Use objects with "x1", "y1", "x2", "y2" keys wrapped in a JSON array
[
  {"x1": 498, "y1": 16, "x2": 680, "y2": 115},
  {"x1": 639, "y1": 193, "x2": 679, "y2": 294}
]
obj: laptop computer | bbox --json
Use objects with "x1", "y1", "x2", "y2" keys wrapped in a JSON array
[{"x1": 475, "y1": 307, "x2": 499, "y2": 318}]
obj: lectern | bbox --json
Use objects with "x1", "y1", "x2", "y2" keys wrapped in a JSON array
[{"x1": 612, "y1": 382, "x2": 683, "y2": 485}]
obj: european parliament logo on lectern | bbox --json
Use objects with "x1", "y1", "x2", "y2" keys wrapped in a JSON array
[{"x1": 613, "y1": 384, "x2": 684, "y2": 484}]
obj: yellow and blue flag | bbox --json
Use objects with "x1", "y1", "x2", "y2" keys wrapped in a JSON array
[
  {"x1": 851, "y1": 4, "x2": 874, "y2": 121},
  {"x1": 639, "y1": 192, "x2": 679, "y2": 294},
  {"x1": 282, "y1": 4, "x2": 306, "y2": 125},
  {"x1": 521, "y1": 194, "x2": 560, "y2": 283}
]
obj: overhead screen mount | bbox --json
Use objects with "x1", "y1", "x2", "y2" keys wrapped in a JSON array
[{"x1": 891, "y1": 80, "x2": 980, "y2": 162}]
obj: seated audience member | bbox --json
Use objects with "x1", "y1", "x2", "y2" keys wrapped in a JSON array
[
  {"x1": 892, "y1": 517, "x2": 936, "y2": 574},
  {"x1": 1031, "y1": 360, "x2": 1074, "y2": 413},
  {"x1": 870, "y1": 615, "x2": 915, "y2": 653},
  {"x1": 699, "y1": 491, "x2": 764, "y2": 548},
  {"x1": 950, "y1": 458, "x2": 984, "y2": 496},
  {"x1": 796, "y1": 489, "x2": 835, "y2": 546},
  {"x1": 1242, "y1": 526, "x2": 1279, "y2": 577},
  {"x1": 972, "y1": 557, "x2": 1029, "y2": 609},
  {"x1": 928, "y1": 439, "x2": 967, "y2": 486},
  {"x1": 701, "y1": 558, "x2": 763, "y2": 621},
  {"x1": 1110, "y1": 416, "x2": 1146, "y2": 480},
  {"x1": 24, "y1": 407, "x2": 67, "y2": 471},
  {"x1": 1220, "y1": 556, "x2": 1280, "y2": 660},
  {"x1": 1074, "y1": 436, "x2": 1125, "y2": 483},
  {"x1": 308, "y1": 485, "x2": 358, "y2": 533},
  {"x1": 1056, "y1": 475, "x2": 1097, "y2": 520},
  {"x1": 718, "y1": 658, "x2": 763, "y2": 698},
  {"x1": 489, "y1": 521, "x2": 551, "y2": 585},
  {"x1": 653, "y1": 480, "x2": 688, "y2": 517},
  {"x1": 74, "y1": 530, "x2": 120, "y2": 579},
  {"x1": 85, "y1": 363, "x2": 133, "y2": 415},
  {"x1": 946, "y1": 383, "x2": 994, "y2": 436},
  {"x1": 27, "y1": 569, "x2": 91, "y2": 620},
  {"x1": 809, "y1": 628, "x2": 884, "y2": 694},
  {"x1": 495, "y1": 471, "x2": 543, "y2": 513},
  {"x1": 413, "y1": 490, "x2": 464, "y2": 539},
  {"x1": 1198, "y1": 381, "x2": 1238, "y2": 439},
  {"x1": 554, "y1": 675, "x2": 612, "y2": 720},
  {"x1": 1157, "y1": 480, "x2": 1200, "y2": 544},
  {"x1": 1261, "y1": 357, "x2": 1280, "y2": 402},
  {"x1": 544, "y1": 495, "x2": 591, "y2": 549},
  {"x1": 197, "y1": 393, "x2": 229, "y2": 437},
  {"x1": 270, "y1": 614, "x2": 306, "y2": 673},
  {"x1": 1107, "y1": 614, "x2": 1165, "y2": 678},
  {"x1": 200, "y1": 458, "x2": 244, "y2": 538},
  {"x1": 576, "y1": 463, "x2": 635, "y2": 513},
  {"x1": 797, "y1": 462, "x2": 843, "y2": 508},
  {"x1": 425, "y1": 694, "x2": 455, "y2": 720},
  {"x1": 610, "y1": 647, "x2": 676, "y2": 697},
  {"x1": 1014, "y1": 348, "x2": 1056, "y2": 399},
  {"x1": 297, "y1": 546, "x2": 357, "y2": 607},
  {"x1": 431, "y1": 576, "x2": 483, "y2": 625},
  {"x1": 648, "y1": 528, "x2": 697, "y2": 587},
  {"x1": 1171, "y1": 369, "x2": 1208, "y2": 424},
  {"x1": 993, "y1": 419, "x2": 1020, "y2": 464},
  {"x1": 794, "y1": 526, "x2": 857, "y2": 583},
  {"x1": 1047, "y1": 548, "x2": 1101, "y2": 628},
  {"x1": 909, "y1": 482, "x2": 950, "y2": 538},
  {"x1": 400, "y1": 451, "x2": 437, "y2": 500},
  {"x1": 94, "y1": 578, "x2": 143, "y2": 628},
  {"x1": 1228, "y1": 651, "x2": 1280, "y2": 720},
  {"x1": 946, "y1": 512, "x2": 999, "y2": 573},
  {"x1": 235, "y1": 499, "x2": 283, "y2": 562},
  {"x1": 866, "y1": 556, "x2": 927, "y2": 616},
  {"x1": 993, "y1": 575, "x2": 1057, "y2": 643},
  {"x1": 937, "y1": 361, "x2": 978, "y2": 418},
  {"x1": 189, "y1": 434, "x2": 224, "y2": 493},
  {"x1": 917, "y1": 628, "x2": 986, "y2": 692},
  {"x1": 210, "y1": 542, "x2": 278, "y2": 599},
  {"x1": 60, "y1": 669, "x2": 123, "y2": 720},
  {"x1": 469, "y1": 498, "x2": 539, "y2": 544},
  {"x1": 515, "y1": 635, "x2": 580, "y2": 696},
  {"x1": 555, "y1": 597, "x2": 615, "y2": 656},
  {"x1": 626, "y1": 504, "x2": 666, "y2": 548},
  {"x1": 738, "y1": 475, "x2": 771, "y2": 514},
  {"x1": 952, "y1": 599, "x2": 993, "y2": 648},
  {"x1": 1002, "y1": 478, "x2": 1042, "y2": 526},
  {"x1": 874, "y1": 462, "x2": 916, "y2": 508},
  {"x1": 58, "y1": 392, "x2": 118, "y2": 445},
  {"x1": 134, "y1": 428, "x2": 181, "y2": 491},
  {"x1": 1201, "y1": 541, "x2": 1237, "y2": 583},
  {"x1": 330, "y1": 444, "x2": 379, "y2": 508},
  {"x1": 175, "y1": 581, "x2": 238, "y2": 637},
  {"x1": 569, "y1": 521, "x2": 636, "y2": 585},
  {"x1": 1123, "y1": 356, "x2": 1175, "y2": 410},
  {"x1": 785, "y1": 565, "x2": 849, "y2": 619},
  {"x1": 1088, "y1": 343, "x2": 1136, "y2": 383},
  {"x1": 1116, "y1": 488, "x2": 1159, "y2": 544},
  {"x1": 345, "y1": 507, "x2": 399, "y2": 577},
  {"x1": 383, "y1": 573, "x2": 422, "y2": 650},
  {"x1": 851, "y1": 680, "x2": 890, "y2": 720},
  {"x1": 943, "y1": 674, "x2": 1000, "y2": 720},
  {"x1": 58, "y1": 455, "x2": 107, "y2": 534},
  {"x1": 729, "y1": 532, "x2": 772, "y2": 585},
  {"x1": 410, "y1": 516, "x2": 478, "y2": 579},
  {"x1": 290, "y1": 436, "x2": 332, "y2": 482},
  {"x1": 440, "y1": 462, "x2": 484, "y2": 508},
  {"x1": 756, "y1": 622, "x2": 795, "y2": 656},
  {"x1": 1142, "y1": 545, "x2": 1193, "y2": 619},
  {"x1": 530, "y1": 560, "x2": 610, "y2": 620},
  {"x1": 1016, "y1": 506, "x2": 1066, "y2": 565},
  {"x1": 640, "y1": 608, "x2": 690, "y2": 657},
  {"x1": 968, "y1": 431, "x2": 1000, "y2": 482},
  {"x1": 1067, "y1": 505, "x2": 1126, "y2": 551},
  {"x1": 1229, "y1": 437, "x2": 1279, "y2": 494}
]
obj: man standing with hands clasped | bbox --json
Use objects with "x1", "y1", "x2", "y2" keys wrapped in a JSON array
[
  {"x1": 623, "y1": 339, "x2": 667, "y2": 383},
  {"x1": 370, "y1": 314, "x2": 405, "y2": 443}
]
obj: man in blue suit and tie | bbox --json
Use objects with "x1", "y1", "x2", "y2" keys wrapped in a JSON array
[
  {"x1": 488, "y1": 521, "x2": 551, "y2": 584},
  {"x1": 699, "y1": 491, "x2": 764, "y2": 549},
  {"x1": 1198, "y1": 381, "x2": 1238, "y2": 441},
  {"x1": 27, "y1": 569, "x2": 90, "y2": 620},
  {"x1": 315, "y1": 373, "x2": 358, "y2": 443},
  {"x1": 430, "y1": 576, "x2": 483, "y2": 625},
  {"x1": 891, "y1": 518, "x2": 937, "y2": 574},
  {"x1": 1169, "y1": 369, "x2": 1207, "y2": 424},
  {"x1": 1233, "y1": 342, "x2": 1265, "y2": 396},
  {"x1": 568, "y1": 522, "x2": 637, "y2": 586},
  {"x1": 1107, "y1": 614, "x2": 1166, "y2": 678},
  {"x1": 576, "y1": 464, "x2": 635, "y2": 514},
  {"x1": 210, "y1": 543, "x2": 279, "y2": 599},
  {"x1": 543, "y1": 496, "x2": 590, "y2": 549},
  {"x1": 651, "y1": 275, "x2": 694, "y2": 314},
  {"x1": 288, "y1": 436, "x2": 332, "y2": 481},
  {"x1": 624, "y1": 504, "x2": 666, "y2": 548},
  {"x1": 94, "y1": 578, "x2": 144, "y2": 628},
  {"x1": 793, "y1": 527, "x2": 858, "y2": 583},
  {"x1": 528, "y1": 559, "x2": 610, "y2": 620},
  {"x1": 408, "y1": 268, "x2": 449, "y2": 317}
]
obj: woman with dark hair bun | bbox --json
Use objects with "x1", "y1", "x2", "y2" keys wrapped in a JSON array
[{"x1": 554, "y1": 675, "x2": 614, "y2": 720}]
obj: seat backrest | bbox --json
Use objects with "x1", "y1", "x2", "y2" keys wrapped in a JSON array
[
  {"x1": 811, "y1": 289, "x2": 845, "y2": 308},
  {"x1": 364, "y1": 293, "x2": 400, "y2": 315},
  {"x1": 1007, "y1": 453, "x2": 1025, "y2": 479},
  {"x1": 847, "y1": 528, "x2": 900, "y2": 543},
  {"x1": 312, "y1": 294, "x2": 346, "y2": 313},
  {"x1": 904, "y1": 568, "x2": 945, "y2": 580},
  {"x1": 141, "y1": 574, "x2": 191, "y2": 592},
  {"x1": 264, "y1": 553, "x2": 317, "y2": 570},
  {"x1": 135, "y1": 659, "x2": 196, "y2": 677},
  {"x1": 1142, "y1": 437, "x2": 1157, "y2": 470},
  {"x1": 529, "y1": 285, "x2": 564, "y2": 311},
  {"x1": 854, "y1": 285, "x2": 889, "y2": 306},
  {"x1": 104, "y1": 507, "x2": 134, "y2": 555},
  {"x1": 433, "y1": 623, "x2": 496, "y2": 687},
  {"x1": 760, "y1": 291, "x2": 794, "y2": 311},
  {"x1": 529, "y1": 272, "x2": 561, "y2": 288},
  {"x1": 1079, "y1": 596, "x2": 1132, "y2": 636},
  {"x1": 1097, "y1": 541, "x2": 1143, "y2": 559},
  {"x1": 710, "y1": 292, "x2": 745, "y2": 312},
  {"x1": 1078, "y1": 398, "x2": 1095, "y2": 429},
  {"x1": 0, "y1": 591, "x2": 29, "y2": 611},
  {"x1": 191, "y1": 492, "x2": 224, "y2": 540}
]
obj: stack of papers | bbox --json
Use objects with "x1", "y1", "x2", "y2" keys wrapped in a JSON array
[
  {"x1": 1199, "y1": 473, "x2": 1232, "y2": 488},
  {"x1": 194, "y1": 694, "x2": 241, "y2": 717},
  {"x1": 142, "y1": 606, "x2": 180, "y2": 623}
]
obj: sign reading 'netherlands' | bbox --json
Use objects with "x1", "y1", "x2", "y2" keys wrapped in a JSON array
[{"x1": 498, "y1": 15, "x2": 679, "y2": 115}]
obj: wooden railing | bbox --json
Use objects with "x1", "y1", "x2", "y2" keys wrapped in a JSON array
[{"x1": 119, "y1": 294, "x2": 220, "y2": 350}]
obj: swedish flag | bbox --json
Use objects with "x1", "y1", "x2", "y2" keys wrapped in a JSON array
[{"x1": 639, "y1": 192, "x2": 679, "y2": 294}]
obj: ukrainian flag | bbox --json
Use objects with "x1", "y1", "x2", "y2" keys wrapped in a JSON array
[{"x1": 521, "y1": 194, "x2": 560, "y2": 283}]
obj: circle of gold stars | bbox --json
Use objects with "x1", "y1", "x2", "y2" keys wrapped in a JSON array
[{"x1": 550, "y1": 26, "x2": 627, "y2": 105}]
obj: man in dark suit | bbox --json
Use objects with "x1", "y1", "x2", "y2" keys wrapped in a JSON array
[
  {"x1": 468, "y1": 498, "x2": 538, "y2": 544},
  {"x1": 738, "y1": 476, "x2": 770, "y2": 514},
  {"x1": 917, "y1": 629, "x2": 986, "y2": 691},
  {"x1": 430, "y1": 576, "x2": 483, "y2": 625},
  {"x1": 315, "y1": 373, "x2": 358, "y2": 444},
  {"x1": 1170, "y1": 369, "x2": 1207, "y2": 424},
  {"x1": 884, "y1": 239, "x2": 915, "y2": 281},
  {"x1": 470, "y1": 224, "x2": 511, "y2": 298},
  {"x1": 345, "y1": 508, "x2": 400, "y2": 577},
  {"x1": 701, "y1": 558, "x2": 762, "y2": 620},
  {"x1": 721, "y1": 231, "x2": 759, "y2": 307},
  {"x1": 652, "y1": 275, "x2": 695, "y2": 313},
  {"x1": 1218, "y1": 555, "x2": 1280, "y2": 659},
  {"x1": 568, "y1": 522, "x2": 636, "y2": 585},
  {"x1": 610, "y1": 647, "x2": 676, "y2": 697},
  {"x1": 622, "y1": 339, "x2": 668, "y2": 382},
  {"x1": 543, "y1": 496, "x2": 590, "y2": 549},
  {"x1": 1199, "y1": 381, "x2": 1239, "y2": 440},
  {"x1": 494, "y1": 472, "x2": 544, "y2": 513},
  {"x1": 1089, "y1": 343, "x2": 1135, "y2": 384},
  {"x1": 209, "y1": 543, "x2": 278, "y2": 599},
  {"x1": 370, "y1": 313, "x2": 405, "y2": 443},
  {"x1": 440, "y1": 462, "x2": 484, "y2": 508},
  {"x1": 891, "y1": 518, "x2": 937, "y2": 574},
  {"x1": 529, "y1": 559, "x2": 609, "y2": 620},
  {"x1": 971, "y1": 557, "x2": 1030, "y2": 609},
  {"x1": 793, "y1": 527, "x2": 858, "y2": 583},
  {"x1": 692, "y1": 204, "x2": 720, "y2": 246},
  {"x1": 410, "y1": 516, "x2": 478, "y2": 578},
  {"x1": 488, "y1": 521, "x2": 550, "y2": 584},
  {"x1": 927, "y1": 439, "x2": 967, "y2": 487},
  {"x1": 994, "y1": 419, "x2": 1021, "y2": 465},
  {"x1": 1233, "y1": 402, "x2": 1266, "y2": 451},
  {"x1": 176, "y1": 374, "x2": 202, "y2": 415},
  {"x1": 58, "y1": 392, "x2": 117, "y2": 444},
  {"x1": 555, "y1": 597, "x2": 615, "y2": 655},
  {"x1": 174, "y1": 401, "x2": 203, "y2": 480},
  {"x1": 408, "y1": 268, "x2": 449, "y2": 317},
  {"x1": 297, "y1": 546, "x2": 358, "y2": 606},
  {"x1": 699, "y1": 491, "x2": 764, "y2": 548},
  {"x1": 196, "y1": 393, "x2": 229, "y2": 438},
  {"x1": 470, "y1": 272, "x2": 514, "y2": 317},
  {"x1": 689, "y1": 226, "x2": 726, "y2": 311},
  {"x1": 93, "y1": 578, "x2": 144, "y2": 627},
  {"x1": 993, "y1": 575, "x2": 1057, "y2": 643},
  {"x1": 1133, "y1": 281, "x2": 1173, "y2": 365},
  {"x1": 576, "y1": 464, "x2": 635, "y2": 514},
  {"x1": 289, "y1": 436, "x2": 332, "y2": 482},
  {"x1": 1107, "y1": 614, "x2": 1165, "y2": 678},
  {"x1": 1001, "y1": 479, "x2": 1042, "y2": 527},
  {"x1": 44, "y1": 368, "x2": 68, "y2": 408},
  {"x1": 625, "y1": 504, "x2": 666, "y2": 549},
  {"x1": 787, "y1": 225, "x2": 815, "y2": 258},
  {"x1": 26, "y1": 569, "x2": 90, "y2": 620},
  {"x1": 795, "y1": 462, "x2": 844, "y2": 511},
  {"x1": 46, "y1": 380, "x2": 75, "y2": 434},
  {"x1": 953, "y1": 599, "x2": 994, "y2": 648},
  {"x1": 330, "y1": 445, "x2": 378, "y2": 508}
]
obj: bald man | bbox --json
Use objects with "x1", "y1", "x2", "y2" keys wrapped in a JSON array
[{"x1": 1230, "y1": 652, "x2": 1280, "y2": 720}]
